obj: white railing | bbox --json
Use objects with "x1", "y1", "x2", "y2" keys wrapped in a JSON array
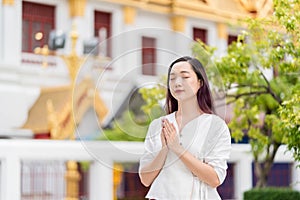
[
  {"x1": 0, "y1": 140, "x2": 144, "y2": 200},
  {"x1": 0, "y1": 140, "x2": 299, "y2": 200}
]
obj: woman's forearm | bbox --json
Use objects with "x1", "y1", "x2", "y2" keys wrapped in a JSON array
[
  {"x1": 174, "y1": 147, "x2": 220, "y2": 188},
  {"x1": 139, "y1": 147, "x2": 169, "y2": 187}
]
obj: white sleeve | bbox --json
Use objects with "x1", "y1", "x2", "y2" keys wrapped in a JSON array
[
  {"x1": 138, "y1": 118, "x2": 162, "y2": 173},
  {"x1": 205, "y1": 121, "x2": 231, "y2": 184}
]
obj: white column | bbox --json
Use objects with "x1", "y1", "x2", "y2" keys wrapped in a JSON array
[
  {"x1": 89, "y1": 159, "x2": 113, "y2": 200},
  {"x1": 70, "y1": 16, "x2": 89, "y2": 56},
  {"x1": 0, "y1": 157, "x2": 21, "y2": 200},
  {"x1": 0, "y1": 1, "x2": 2, "y2": 61},
  {"x1": 1, "y1": 0, "x2": 22, "y2": 66},
  {"x1": 173, "y1": 31, "x2": 193, "y2": 58},
  {"x1": 216, "y1": 38, "x2": 227, "y2": 57},
  {"x1": 292, "y1": 162, "x2": 300, "y2": 191},
  {"x1": 234, "y1": 157, "x2": 253, "y2": 199},
  {"x1": 215, "y1": 23, "x2": 228, "y2": 57}
]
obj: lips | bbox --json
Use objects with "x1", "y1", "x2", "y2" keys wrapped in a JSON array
[{"x1": 175, "y1": 89, "x2": 184, "y2": 93}]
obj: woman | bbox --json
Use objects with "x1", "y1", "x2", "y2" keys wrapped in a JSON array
[{"x1": 139, "y1": 56, "x2": 231, "y2": 200}]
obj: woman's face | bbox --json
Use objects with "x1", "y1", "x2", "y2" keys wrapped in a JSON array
[{"x1": 169, "y1": 61, "x2": 201, "y2": 102}]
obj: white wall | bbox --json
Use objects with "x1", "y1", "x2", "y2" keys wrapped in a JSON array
[
  {"x1": 0, "y1": 0, "x2": 229, "y2": 83},
  {"x1": 0, "y1": 84, "x2": 40, "y2": 129},
  {"x1": 0, "y1": 0, "x2": 22, "y2": 66},
  {"x1": 135, "y1": 10, "x2": 184, "y2": 75},
  {"x1": 0, "y1": 0, "x2": 3, "y2": 61},
  {"x1": 0, "y1": 0, "x2": 71, "y2": 87}
]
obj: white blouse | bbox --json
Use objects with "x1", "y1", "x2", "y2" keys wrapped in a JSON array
[{"x1": 139, "y1": 112, "x2": 231, "y2": 200}]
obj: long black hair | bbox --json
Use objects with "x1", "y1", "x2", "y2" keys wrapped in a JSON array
[{"x1": 165, "y1": 56, "x2": 214, "y2": 114}]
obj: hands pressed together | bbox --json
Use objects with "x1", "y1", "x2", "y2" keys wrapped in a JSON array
[{"x1": 161, "y1": 118, "x2": 184, "y2": 155}]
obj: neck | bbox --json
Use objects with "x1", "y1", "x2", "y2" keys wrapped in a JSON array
[{"x1": 177, "y1": 96, "x2": 202, "y2": 118}]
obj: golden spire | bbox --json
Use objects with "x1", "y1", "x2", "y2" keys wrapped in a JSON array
[
  {"x1": 62, "y1": 23, "x2": 84, "y2": 85},
  {"x1": 69, "y1": 0, "x2": 86, "y2": 17}
]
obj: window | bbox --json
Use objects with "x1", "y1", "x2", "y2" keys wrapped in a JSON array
[
  {"x1": 22, "y1": 1, "x2": 55, "y2": 53},
  {"x1": 94, "y1": 11, "x2": 111, "y2": 57},
  {"x1": 218, "y1": 163, "x2": 235, "y2": 199},
  {"x1": 228, "y1": 34, "x2": 238, "y2": 46},
  {"x1": 252, "y1": 163, "x2": 292, "y2": 187},
  {"x1": 193, "y1": 27, "x2": 207, "y2": 44},
  {"x1": 142, "y1": 37, "x2": 156, "y2": 76}
]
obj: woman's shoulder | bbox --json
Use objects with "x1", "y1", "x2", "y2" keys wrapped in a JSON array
[
  {"x1": 202, "y1": 113, "x2": 230, "y2": 135},
  {"x1": 202, "y1": 114, "x2": 231, "y2": 152},
  {"x1": 206, "y1": 113, "x2": 228, "y2": 126}
]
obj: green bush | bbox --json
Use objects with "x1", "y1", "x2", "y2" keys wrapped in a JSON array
[{"x1": 244, "y1": 187, "x2": 300, "y2": 200}]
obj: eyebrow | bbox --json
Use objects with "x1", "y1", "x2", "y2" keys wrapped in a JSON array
[{"x1": 170, "y1": 71, "x2": 191, "y2": 75}]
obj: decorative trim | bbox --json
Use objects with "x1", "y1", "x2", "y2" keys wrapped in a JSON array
[
  {"x1": 69, "y1": 0, "x2": 86, "y2": 17},
  {"x1": 217, "y1": 23, "x2": 227, "y2": 40},
  {"x1": 123, "y1": 6, "x2": 136, "y2": 24},
  {"x1": 105, "y1": 0, "x2": 259, "y2": 23},
  {"x1": 2, "y1": 0, "x2": 14, "y2": 5},
  {"x1": 239, "y1": 0, "x2": 269, "y2": 13},
  {"x1": 171, "y1": 15, "x2": 186, "y2": 32}
]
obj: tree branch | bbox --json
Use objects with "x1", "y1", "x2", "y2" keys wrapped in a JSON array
[
  {"x1": 259, "y1": 69, "x2": 282, "y2": 104},
  {"x1": 230, "y1": 84, "x2": 268, "y2": 90},
  {"x1": 226, "y1": 90, "x2": 269, "y2": 105}
]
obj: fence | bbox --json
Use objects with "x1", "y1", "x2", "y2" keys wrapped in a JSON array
[{"x1": 0, "y1": 139, "x2": 299, "y2": 200}]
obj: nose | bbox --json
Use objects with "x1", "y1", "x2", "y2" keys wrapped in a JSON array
[{"x1": 174, "y1": 77, "x2": 182, "y2": 87}]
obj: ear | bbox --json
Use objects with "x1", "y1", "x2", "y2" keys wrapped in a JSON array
[{"x1": 198, "y1": 79, "x2": 203, "y2": 88}]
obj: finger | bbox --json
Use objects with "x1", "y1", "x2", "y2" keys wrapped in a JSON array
[
  {"x1": 165, "y1": 119, "x2": 175, "y2": 130},
  {"x1": 164, "y1": 128, "x2": 170, "y2": 139},
  {"x1": 165, "y1": 122, "x2": 175, "y2": 135},
  {"x1": 162, "y1": 127, "x2": 169, "y2": 138},
  {"x1": 169, "y1": 123, "x2": 176, "y2": 132},
  {"x1": 161, "y1": 129, "x2": 167, "y2": 141},
  {"x1": 164, "y1": 126, "x2": 172, "y2": 138},
  {"x1": 163, "y1": 119, "x2": 171, "y2": 130},
  {"x1": 161, "y1": 119, "x2": 166, "y2": 128},
  {"x1": 162, "y1": 119, "x2": 169, "y2": 131},
  {"x1": 162, "y1": 121, "x2": 169, "y2": 133}
]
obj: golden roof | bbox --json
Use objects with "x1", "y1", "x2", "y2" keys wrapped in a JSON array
[
  {"x1": 106, "y1": 0, "x2": 273, "y2": 21},
  {"x1": 22, "y1": 78, "x2": 108, "y2": 137}
]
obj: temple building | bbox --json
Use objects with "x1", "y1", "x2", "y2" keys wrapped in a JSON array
[{"x1": 0, "y1": 0, "x2": 274, "y2": 139}]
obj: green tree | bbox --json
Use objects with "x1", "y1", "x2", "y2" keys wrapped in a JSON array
[
  {"x1": 139, "y1": 81, "x2": 166, "y2": 117},
  {"x1": 100, "y1": 110, "x2": 149, "y2": 141},
  {"x1": 123, "y1": 0, "x2": 299, "y2": 188},
  {"x1": 192, "y1": 0, "x2": 300, "y2": 188},
  {"x1": 100, "y1": 84, "x2": 165, "y2": 142}
]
